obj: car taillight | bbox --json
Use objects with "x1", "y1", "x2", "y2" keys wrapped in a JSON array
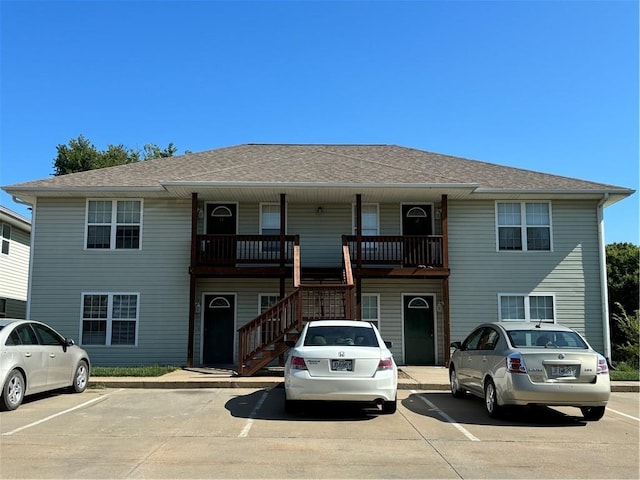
[
  {"x1": 506, "y1": 353, "x2": 527, "y2": 374},
  {"x1": 377, "y1": 358, "x2": 393, "y2": 371},
  {"x1": 290, "y1": 356, "x2": 307, "y2": 370},
  {"x1": 597, "y1": 354, "x2": 609, "y2": 375}
]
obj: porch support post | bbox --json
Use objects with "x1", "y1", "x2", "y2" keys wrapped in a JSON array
[
  {"x1": 441, "y1": 194, "x2": 451, "y2": 366},
  {"x1": 355, "y1": 194, "x2": 362, "y2": 320},
  {"x1": 187, "y1": 192, "x2": 198, "y2": 368},
  {"x1": 279, "y1": 193, "x2": 286, "y2": 298},
  {"x1": 441, "y1": 194, "x2": 448, "y2": 268}
]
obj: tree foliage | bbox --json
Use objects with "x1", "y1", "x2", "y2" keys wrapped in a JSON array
[
  {"x1": 606, "y1": 242, "x2": 639, "y2": 362},
  {"x1": 53, "y1": 135, "x2": 178, "y2": 176},
  {"x1": 612, "y1": 303, "x2": 639, "y2": 368}
]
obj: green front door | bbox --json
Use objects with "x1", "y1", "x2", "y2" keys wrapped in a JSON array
[
  {"x1": 203, "y1": 295, "x2": 235, "y2": 365},
  {"x1": 403, "y1": 295, "x2": 435, "y2": 365}
]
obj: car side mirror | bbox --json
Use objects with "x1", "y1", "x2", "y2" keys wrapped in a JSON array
[
  {"x1": 284, "y1": 340, "x2": 296, "y2": 348},
  {"x1": 450, "y1": 341, "x2": 462, "y2": 350},
  {"x1": 384, "y1": 340, "x2": 393, "y2": 349}
]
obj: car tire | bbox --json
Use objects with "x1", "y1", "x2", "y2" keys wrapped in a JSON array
[
  {"x1": 484, "y1": 379, "x2": 502, "y2": 418},
  {"x1": 1, "y1": 369, "x2": 25, "y2": 411},
  {"x1": 70, "y1": 360, "x2": 89, "y2": 394},
  {"x1": 450, "y1": 368, "x2": 465, "y2": 398},
  {"x1": 580, "y1": 406, "x2": 606, "y2": 421},
  {"x1": 382, "y1": 398, "x2": 397, "y2": 414}
]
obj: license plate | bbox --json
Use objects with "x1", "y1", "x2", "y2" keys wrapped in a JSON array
[
  {"x1": 331, "y1": 359, "x2": 353, "y2": 371},
  {"x1": 551, "y1": 365, "x2": 577, "y2": 377}
]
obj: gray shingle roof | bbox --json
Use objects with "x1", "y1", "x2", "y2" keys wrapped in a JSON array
[{"x1": 3, "y1": 144, "x2": 633, "y2": 195}]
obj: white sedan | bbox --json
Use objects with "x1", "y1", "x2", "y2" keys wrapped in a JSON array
[
  {"x1": 0, "y1": 318, "x2": 91, "y2": 411},
  {"x1": 284, "y1": 320, "x2": 398, "y2": 414}
]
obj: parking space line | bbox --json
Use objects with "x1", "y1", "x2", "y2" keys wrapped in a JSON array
[
  {"x1": 411, "y1": 390, "x2": 480, "y2": 442},
  {"x1": 607, "y1": 407, "x2": 640, "y2": 422},
  {"x1": 2, "y1": 392, "x2": 118, "y2": 436},
  {"x1": 238, "y1": 390, "x2": 270, "y2": 438}
]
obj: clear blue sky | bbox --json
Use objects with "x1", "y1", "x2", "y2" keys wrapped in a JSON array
[{"x1": 1, "y1": 0, "x2": 637, "y2": 244}]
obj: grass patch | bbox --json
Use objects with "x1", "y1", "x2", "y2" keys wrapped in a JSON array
[
  {"x1": 610, "y1": 363, "x2": 640, "y2": 381},
  {"x1": 91, "y1": 365, "x2": 182, "y2": 377}
]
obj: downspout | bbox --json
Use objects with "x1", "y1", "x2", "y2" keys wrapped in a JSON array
[
  {"x1": 13, "y1": 196, "x2": 34, "y2": 319},
  {"x1": 597, "y1": 193, "x2": 612, "y2": 363}
]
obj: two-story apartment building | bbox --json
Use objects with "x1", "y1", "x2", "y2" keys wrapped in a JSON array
[
  {"x1": 0, "y1": 205, "x2": 31, "y2": 319},
  {"x1": 3, "y1": 144, "x2": 634, "y2": 374}
]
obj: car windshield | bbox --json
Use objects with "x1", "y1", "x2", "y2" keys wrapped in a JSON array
[
  {"x1": 304, "y1": 326, "x2": 379, "y2": 347},
  {"x1": 507, "y1": 330, "x2": 588, "y2": 349}
]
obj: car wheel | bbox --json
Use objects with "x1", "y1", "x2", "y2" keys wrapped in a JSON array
[
  {"x1": 1, "y1": 369, "x2": 25, "y2": 411},
  {"x1": 70, "y1": 360, "x2": 89, "y2": 393},
  {"x1": 450, "y1": 368, "x2": 465, "y2": 398},
  {"x1": 580, "y1": 406, "x2": 606, "y2": 421},
  {"x1": 484, "y1": 379, "x2": 502, "y2": 418},
  {"x1": 382, "y1": 398, "x2": 397, "y2": 414}
]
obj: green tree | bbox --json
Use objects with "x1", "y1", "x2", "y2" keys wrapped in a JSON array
[
  {"x1": 612, "y1": 304, "x2": 639, "y2": 368},
  {"x1": 53, "y1": 135, "x2": 178, "y2": 176},
  {"x1": 606, "y1": 242, "x2": 639, "y2": 360}
]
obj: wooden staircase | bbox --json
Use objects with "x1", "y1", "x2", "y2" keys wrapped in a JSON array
[{"x1": 237, "y1": 246, "x2": 354, "y2": 376}]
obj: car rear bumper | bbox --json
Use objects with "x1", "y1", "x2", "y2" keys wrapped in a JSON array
[
  {"x1": 285, "y1": 370, "x2": 397, "y2": 402},
  {"x1": 500, "y1": 374, "x2": 611, "y2": 406}
]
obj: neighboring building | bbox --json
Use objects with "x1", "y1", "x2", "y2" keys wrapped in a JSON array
[
  {"x1": 0, "y1": 205, "x2": 31, "y2": 319},
  {"x1": 2, "y1": 144, "x2": 634, "y2": 373}
]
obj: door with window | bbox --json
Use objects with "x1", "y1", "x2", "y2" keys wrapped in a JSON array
[
  {"x1": 206, "y1": 204, "x2": 237, "y2": 265},
  {"x1": 402, "y1": 205, "x2": 432, "y2": 266},
  {"x1": 203, "y1": 295, "x2": 235, "y2": 365},
  {"x1": 403, "y1": 295, "x2": 435, "y2": 365}
]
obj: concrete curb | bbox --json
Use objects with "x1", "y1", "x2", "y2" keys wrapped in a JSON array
[{"x1": 87, "y1": 379, "x2": 637, "y2": 392}]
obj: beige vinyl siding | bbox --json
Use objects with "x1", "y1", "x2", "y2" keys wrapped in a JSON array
[
  {"x1": 0, "y1": 223, "x2": 30, "y2": 301},
  {"x1": 194, "y1": 278, "x2": 294, "y2": 364},
  {"x1": 448, "y1": 199, "x2": 605, "y2": 352},
  {"x1": 29, "y1": 198, "x2": 192, "y2": 366},
  {"x1": 360, "y1": 279, "x2": 444, "y2": 365}
]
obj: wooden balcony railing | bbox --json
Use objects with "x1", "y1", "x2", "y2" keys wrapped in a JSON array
[
  {"x1": 342, "y1": 235, "x2": 444, "y2": 267},
  {"x1": 195, "y1": 234, "x2": 298, "y2": 266},
  {"x1": 237, "y1": 244, "x2": 355, "y2": 376}
]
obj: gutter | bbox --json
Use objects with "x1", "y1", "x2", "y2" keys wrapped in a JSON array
[{"x1": 597, "y1": 193, "x2": 612, "y2": 362}]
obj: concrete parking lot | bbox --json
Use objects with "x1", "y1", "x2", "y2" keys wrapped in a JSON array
[{"x1": 1, "y1": 387, "x2": 638, "y2": 479}]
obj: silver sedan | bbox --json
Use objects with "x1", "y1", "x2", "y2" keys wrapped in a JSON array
[
  {"x1": 449, "y1": 321, "x2": 611, "y2": 420},
  {"x1": 0, "y1": 318, "x2": 91, "y2": 410}
]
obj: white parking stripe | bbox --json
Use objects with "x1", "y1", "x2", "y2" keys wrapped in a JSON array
[
  {"x1": 607, "y1": 407, "x2": 640, "y2": 422},
  {"x1": 412, "y1": 390, "x2": 480, "y2": 442},
  {"x1": 2, "y1": 392, "x2": 116, "y2": 436},
  {"x1": 238, "y1": 390, "x2": 269, "y2": 438}
]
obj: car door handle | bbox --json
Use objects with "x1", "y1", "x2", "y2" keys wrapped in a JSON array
[
  {"x1": 49, "y1": 353, "x2": 56, "y2": 358},
  {"x1": 24, "y1": 352, "x2": 32, "y2": 358}
]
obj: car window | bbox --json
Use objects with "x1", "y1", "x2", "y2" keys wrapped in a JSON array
[
  {"x1": 15, "y1": 324, "x2": 39, "y2": 345},
  {"x1": 478, "y1": 328, "x2": 500, "y2": 351},
  {"x1": 32, "y1": 323, "x2": 64, "y2": 346},
  {"x1": 462, "y1": 328, "x2": 485, "y2": 350},
  {"x1": 507, "y1": 330, "x2": 588, "y2": 349},
  {"x1": 304, "y1": 326, "x2": 379, "y2": 347},
  {"x1": 5, "y1": 330, "x2": 21, "y2": 346}
]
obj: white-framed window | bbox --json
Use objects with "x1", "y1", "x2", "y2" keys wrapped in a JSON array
[
  {"x1": 1, "y1": 223, "x2": 10, "y2": 255},
  {"x1": 260, "y1": 203, "x2": 281, "y2": 252},
  {"x1": 361, "y1": 294, "x2": 380, "y2": 329},
  {"x1": 81, "y1": 293, "x2": 139, "y2": 345},
  {"x1": 496, "y1": 202, "x2": 552, "y2": 252},
  {"x1": 259, "y1": 294, "x2": 279, "y2": 313},
  {"x1": 498, "y1": 293, "x2": 555, "y2": 323},
  {"x1": 86, "y1": 200, "x2": 142, "y2": 250},
  {"x1": 353, "y1": 204, "x2": 379, "y2": 236}
]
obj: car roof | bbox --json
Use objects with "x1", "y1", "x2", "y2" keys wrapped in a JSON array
[
  {"x1": 0, "y1": 318, "x2": 24, "y2": 328},
  {"x1": 486, "y1": 321, "x2": 575, "y2": 332},
  {"x1": 306, "y1": 320, "x2": 374, "y2": 328}
]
